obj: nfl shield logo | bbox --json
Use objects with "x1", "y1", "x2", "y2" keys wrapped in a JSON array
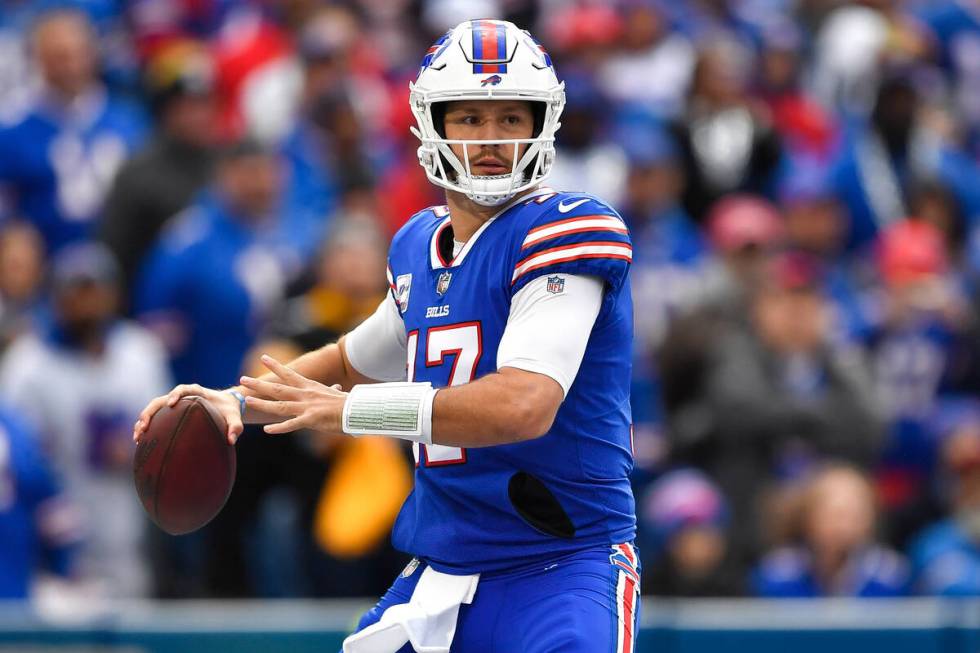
[
  {"x1": 546, "y1": 275, "x2": 565, "y2": 294},
  {"x1": 436, "y1": 271, "x2": 452, "y2": 296}
]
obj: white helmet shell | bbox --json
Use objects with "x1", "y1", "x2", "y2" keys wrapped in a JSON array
[{"x1": 410, "y1": 20, "x2": 565, "y2": 206}]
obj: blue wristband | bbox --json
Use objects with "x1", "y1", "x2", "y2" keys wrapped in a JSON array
[{"x1": 226, "y1": 390, "x2": 246, "y2": 419}]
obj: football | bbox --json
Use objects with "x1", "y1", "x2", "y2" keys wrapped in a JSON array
[{"x1": 133, "y1": 396, "x2": 237, "y2": 535}]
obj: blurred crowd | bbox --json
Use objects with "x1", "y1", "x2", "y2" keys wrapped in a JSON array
[{"x1": 3, "y1": 0, "x2": 980, "y2": 604}]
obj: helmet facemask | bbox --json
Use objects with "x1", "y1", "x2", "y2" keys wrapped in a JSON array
[{"x1": 410, "y1": 91, "x2": 563, "y2": 207}]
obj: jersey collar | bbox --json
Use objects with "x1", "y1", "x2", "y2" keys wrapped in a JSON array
[{"x1": 429, "y1": 187, "x2": 556, "y2": 269}]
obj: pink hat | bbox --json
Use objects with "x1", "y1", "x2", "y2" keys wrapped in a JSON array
[{"x1": 708, "y1": 195, "x2": 784, "y2": 252}]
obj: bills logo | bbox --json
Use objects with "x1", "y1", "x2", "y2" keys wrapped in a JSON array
[
  {"x1": 481, "y1": 74, "x2": 502, "y2": 87},
  {"x1": 395, "y1": 273, "x2": 413, "y2": 313},
  {"x1": 436, "y1": 271, "x2": 452, "y2": 296},
  {"x1": 609, "y1": 544, "x2": 640, "y2": 583},
  {"x1": 546, "y1": 275, "x2": 565, "y2": 294}
]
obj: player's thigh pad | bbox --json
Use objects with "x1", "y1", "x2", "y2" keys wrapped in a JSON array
[{"x1": 488, "y1": 543, "x2": 641, "y2": 653}]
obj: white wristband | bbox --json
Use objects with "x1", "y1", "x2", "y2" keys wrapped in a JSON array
[{"x1": 342, "y1": 382, "x2": 437, "y2": 445}]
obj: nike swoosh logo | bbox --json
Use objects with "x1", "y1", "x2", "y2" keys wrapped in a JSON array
[{"x1": 557, "y1": 198, "x2": 590, "y2": 214}]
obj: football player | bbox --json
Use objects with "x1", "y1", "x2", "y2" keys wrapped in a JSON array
[{"x1": 135, "y1": 19, "x2": 638, "y2": 653}]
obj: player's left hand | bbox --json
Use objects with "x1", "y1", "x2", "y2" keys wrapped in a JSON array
[{"x1": 239, "y1": 354, "x2": 347, "y2": 436}]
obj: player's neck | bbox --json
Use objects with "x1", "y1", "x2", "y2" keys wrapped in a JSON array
[{"x1": 445, "y1": 188, "x2": 535, "y2": 242}]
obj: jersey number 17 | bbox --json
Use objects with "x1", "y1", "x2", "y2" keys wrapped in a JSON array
[{"x1": 406, "y1": 322, "x2": 482, "y2": 467}]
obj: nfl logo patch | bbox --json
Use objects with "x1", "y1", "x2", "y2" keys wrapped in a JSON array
[
  {"x1": 436, "y1": 271, "x2": 452, "y2": 296},
  {"x1": 546, "y1": 275, "x2": 565, "y2": 294}
]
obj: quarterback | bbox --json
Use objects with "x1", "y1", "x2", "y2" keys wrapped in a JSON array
[{"x1": 135, "y1": 19, "x2": 638, "y2": 653}]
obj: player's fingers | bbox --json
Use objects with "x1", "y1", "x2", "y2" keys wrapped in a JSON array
[
  {"x1": 244, "y1": 396, "x2": 301, "y2": 417},
  {"x1": 239, "y1": 376, "x2": 299, "y2": 400},
  {"x1": 134, "y1": 395, "x2": 170, "y2": 441},
  {"x1": 263, "y1": 416, "x2": 307, "y2": 435},
  {"x1": 226, "y1": 415, "x2": 245, "y2": 445},
  {"x1": 260, "y1": 355, "x2": 309, "y2": 387},
  {"x1": 167, "y1": 383, "x2": 204, "y2": 406}
]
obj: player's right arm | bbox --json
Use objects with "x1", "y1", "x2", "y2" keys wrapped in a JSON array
[{"x1": 133, "y1": 293, "x2": 408, "y2": 444}]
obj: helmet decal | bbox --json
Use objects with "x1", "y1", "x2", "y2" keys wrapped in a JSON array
[
  {"x1": 470, "y1": 19, "x2": 510, "y2": 74},
  {"x1": 523, "y1": 32, "x2": 552, "y2": 69},
  {"x1": 420, "y1": 31, "x2": 452, "y2": 73}
]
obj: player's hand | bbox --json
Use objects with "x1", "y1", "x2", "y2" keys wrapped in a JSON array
[
  {"x1": 239, "y1": 354, "x2": 347, "y2": 436},
  {"x1": 133, "y1": 384, "x2": 245, "y2": 445}
]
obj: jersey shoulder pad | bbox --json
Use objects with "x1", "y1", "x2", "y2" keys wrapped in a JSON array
[
  {"x1": 510, "y1": 192, "x2": 631, "y2": 294},
  {"x1": 390, "y1": 205, "x2": 449, "y2": 252}
]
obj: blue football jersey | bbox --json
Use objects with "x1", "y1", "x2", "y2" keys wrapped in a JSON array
[
  {"x1": 386, "y1": 189, "x2": 636, "y2": 574},
  {"x1": 0, "y1": 93, "x2": 146, "y2": 252}
]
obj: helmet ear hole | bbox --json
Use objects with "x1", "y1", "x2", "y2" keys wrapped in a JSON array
[
  {"x1": 431, "y1": 102, "x2": 448, "y2": 139},
  {"x1": 531, "y1": 101, "x2": 545, "y2": 138}
]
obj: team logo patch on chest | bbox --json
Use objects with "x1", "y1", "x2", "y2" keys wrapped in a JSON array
[
  {"x1": 546, "y1": 275, "x2": 565, "y2": 294},
  {"x1": 436, "y1": 271, "x2": 453, "y2": 297},
  {"x1": 395, "y1": 274, "x2": 413, "y2": 313}
]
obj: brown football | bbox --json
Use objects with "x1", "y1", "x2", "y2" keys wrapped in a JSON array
[{"x1": 133, "y1": 396, "x2": 236, "y2": 535}]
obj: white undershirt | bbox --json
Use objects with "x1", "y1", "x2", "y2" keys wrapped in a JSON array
[{"x1": 344, "y1": 274, "x2": 604, "y2": 396}]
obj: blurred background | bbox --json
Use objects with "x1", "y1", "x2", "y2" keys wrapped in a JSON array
[{"x1": 3, "y1": 0, "x2": 980, "y2": 650}]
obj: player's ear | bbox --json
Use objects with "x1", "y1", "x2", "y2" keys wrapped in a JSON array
[{"x1": 508, "y1": 471, "x2": 575, "y2": 539}]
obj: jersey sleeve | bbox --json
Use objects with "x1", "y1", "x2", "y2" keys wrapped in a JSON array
[{"x1": 510, "y1": 196, "x2": 632, "y2": 296}]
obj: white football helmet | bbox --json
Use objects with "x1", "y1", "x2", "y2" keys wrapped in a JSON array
[{"x1": 409, "y1": 20, "x2": 565, "y2": 206}]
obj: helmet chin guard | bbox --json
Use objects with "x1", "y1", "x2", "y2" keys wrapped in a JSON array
[{"x1": 410, "y1": 20, "x2": 565, "y2": 206}]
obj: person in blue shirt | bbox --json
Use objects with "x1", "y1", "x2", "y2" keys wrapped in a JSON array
[
  {"x1": 0, "y1": 8, "x2": 145, "y2": 254},
  {"x1": 830, "y1": 71, "x2": 980, "y2": 253},
  {"x1": 0, "y1": 406, "x2": 78, "y2": 600},
  {"x1": 136, "y1": 20, "x2": 639, "y2": 653},
  {"x1": 136, "y1": 139, "x2": 298, "y2": 390},
  {"x1": 617, "y1": 119, "x2": 707, "y2": 467},
  {"x1": 909, "y1": 400, "x2": 980, "y2": 596},
  {"x1": 754, "y1": 464, "x2": 910, "y2": 598}
]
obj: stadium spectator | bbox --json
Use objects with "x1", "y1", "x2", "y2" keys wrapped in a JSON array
[
  {"x1": 863, "y1": 219, "x2": 980, "y2": 546},
  {"x1": 271, "y1": 219, "x2": 390, "y2": 352},
  {"x1": 0, "y1": 405, "x2": 80, "y2": 600},
  {"x1": 0, "y1": 242, "x2": 170, "y2": 598},
  {"x1": 620, "y1": 122, "x2": 705, "y2": 463},
  {"x1": 909, "y1": 400, "x2": 980, "y2": 596},
  {"x1": 596, "y1": 2, "x2": 694, "y2": 119},
  {"x1": 642, "y1": 468, "x2": 743, "y2": 597},
  {"x1": 200, "y1": 219, "x2": 407, "y2": 598},
  {"x1": 0, "y1": 8, "x2": 146, "y2": 253},
  {"x1": 672, "y1": 40, "x2": 783, "y2": 222},
  {"x1": 548, "y1": 71, "x2": 628, "y2": 207},
  {"x1": 0, "y1": 221, "x2": 45, "y2": 353},
  {"x1": 778, "y1": 163, "x2": 869, "y2": 345},
  {"x1": 699, "y1": 195, "x2": 785, "y2": 319},
  {"x1": 916, "y1": 0, "x2": 980, "y2": 159},
  {"x1": 830, "y1": 70, "x2": 980, "y2": 252},
  {"x1": 754, "y1": 18, "x2": 838, "y2": 163},
  {"x1": 100, "y1": 40, "x2": 218, "y2": 306},
  {"x1": 754, "y1": 463, "x2": 911, "y2": 597},
  {"x1": 663, "y1": 250, "x2": 882, "y2": 571},
  {"x1": 136, "y1": 138, "x2": 298, "y2": 389}
]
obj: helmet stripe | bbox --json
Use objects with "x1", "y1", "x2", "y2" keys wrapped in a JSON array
[{"x1": 471, "y1": 20, "x2": 508, "y2": 74}]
